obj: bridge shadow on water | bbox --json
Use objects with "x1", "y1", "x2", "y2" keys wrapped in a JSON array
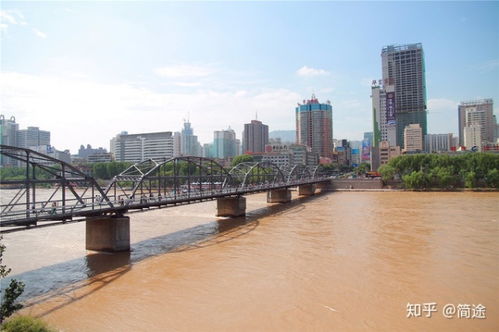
[{"x1": 8, "y1": 193, "x2": 328, "y2": 318}]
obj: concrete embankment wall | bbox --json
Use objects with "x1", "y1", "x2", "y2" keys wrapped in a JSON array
[{"x1": 330, "y1": 179, "x2": 384, "y2": 190}]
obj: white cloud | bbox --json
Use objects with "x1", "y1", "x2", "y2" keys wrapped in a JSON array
[
  {"x1": 0, "y1": 11, "x2": 17, "y2": 25},
  {"x1": 0, "y1": 72, "x2": 301, "y2": 153},
  {"x1": 428, "y1": 98, "x2": 458, "y2": 112},
  {"x1": 154, "y1": 65, "x2": 216, "y2": 78},
  {"x1": 32, "y1": 28, "x2": 47, "y2": 39},
  {"x1": 0, "y1": 9, "x2": 27, "y2": 33},
  {"x1": 174, "y1": 82, "x2": 201, "y2": 87},
  {"x1": 296, "y1": 66, "x2": 330, "y2": 77}
]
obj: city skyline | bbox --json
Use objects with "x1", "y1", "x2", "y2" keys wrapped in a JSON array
[{"x1": 1, "y1": 1, "x2": 498, "y2": 153}]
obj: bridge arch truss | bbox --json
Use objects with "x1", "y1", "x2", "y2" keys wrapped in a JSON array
[{"x1": 0, "y1": 145, "x2": 113, "y2": 226}]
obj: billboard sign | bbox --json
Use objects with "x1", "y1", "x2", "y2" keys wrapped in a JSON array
[
  {"x1": 361, "y1": 139, "x2": 371, "y2": 161},
  {"x1": 386, "y1": 92, "x2": 396, "y2": 125}
]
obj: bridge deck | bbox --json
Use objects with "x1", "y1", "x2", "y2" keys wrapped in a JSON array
[{"x1": 1, "y1": 179, "x2": 328, "y2": 228}]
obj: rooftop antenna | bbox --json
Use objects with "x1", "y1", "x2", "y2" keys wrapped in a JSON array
[{"x1": 255, "y1": 111, "x2": 258, "y2": 121}]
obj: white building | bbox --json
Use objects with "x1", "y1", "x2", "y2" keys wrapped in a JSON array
[
  {"x1": 458, "y1": 99, "x2": 494, "y2": 146},
  {"x1": 403, "y1": 124, "x2": 423, "y2": 153},
  {"x1": 424, "y1": 134, "x2": 454, "y2": 153},
  {"x1": 110, "y1": 131, "x2": 174, "y2": 162},
  {"x1": 464, "y1": 124, "x2": 482, "y2": 150}
]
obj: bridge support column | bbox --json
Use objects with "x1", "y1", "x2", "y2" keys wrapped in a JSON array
[
  {"x1": 316, "y1": 181, "x2": 332, "y2": 193},
  {"x1": 216, "y1": 196, "x2": 246, "y2": 217},
  {"x1": 86, "y1": 215, "x2": 130, "y2": 252},
  {"x1": 298, "y1": 184, "x2": 316, "y2": 196},
  {"x1": 267, "y1": 188, "x2": 291, "y2": 203}
]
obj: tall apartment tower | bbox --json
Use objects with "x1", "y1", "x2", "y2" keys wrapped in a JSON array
[
  {"x1": 242, "y1": 120, "x2": 269, "y2": 154},
  {"x1": 458, "y1": 99, "x2": 494, "y2": 146},
  {"x1": 381, "y1": 43, "x2": 427, "y2": 148},
  {"x1": 295, "y1": 94, "x2": 333, "y2": 158}
]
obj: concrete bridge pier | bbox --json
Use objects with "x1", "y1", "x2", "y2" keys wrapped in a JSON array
[
  {"x1": 216, "y1": 196, "x2": 246, "y2": 217},
  {"x1": 316, "y1": 181, "x2": 332, "y2": 193},
  {"x1": 298, "y1": 184, "x2": 316, "y2": 196},
  {"x1": 267, "y1": 188, "x2": 291, "y2": 203},
  {"x1": 86, "y1": 215, "x2": 130, "y2": 252}
]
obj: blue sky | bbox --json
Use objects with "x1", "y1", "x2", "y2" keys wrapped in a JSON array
[{"x1": 1, "y1": 1, "x2": 498, "y2": 153}]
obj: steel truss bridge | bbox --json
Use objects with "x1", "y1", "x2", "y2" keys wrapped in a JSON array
[{"x1": 0, "y1": 145, "x2": 331, "y2": 230}]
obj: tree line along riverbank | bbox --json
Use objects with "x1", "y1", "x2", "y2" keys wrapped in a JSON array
[{"x1": 378, "y1": 153, "x2": 499, "y2": 190}]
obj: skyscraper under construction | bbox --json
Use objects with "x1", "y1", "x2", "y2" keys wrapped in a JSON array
[{"x1": 381, "y1": 43, "x2": 427, "y2": 148}]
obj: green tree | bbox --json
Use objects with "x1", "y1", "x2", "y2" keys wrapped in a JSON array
[
  {"x1": 1, "y1": 315, "x2": 56, "y2": 332},
  {"x1": 356, "y1": 162, "x2": 370, "y2": 175},
  {"x1": 0, "y1": 236, "x2": 25, "y2": 323},
  {"x1": 429, "y1": 166, "x2": 457, "y2": 189},
  {"x1": 231, "y1": 154, "x2": 254, "y2": 167},
  {"x1": 486, "y1": 169, "x2": 499, "y2": 188},
  {"x1": 92, "y1": 163, "x2": 109, "y2": 179},
  {"x1": 378, "y1": 164, "x2": 396, "y2": 182},
  {"x1": 402, "y1": 170, "x2": 429, "y2": 189},
  {"x1": 464, "y1": 171, "x2": 477, "y2": 189}
]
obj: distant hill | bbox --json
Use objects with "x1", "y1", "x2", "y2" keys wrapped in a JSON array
[{"x1": 269, "y1": 130, "x2": 296, "y2": 143}]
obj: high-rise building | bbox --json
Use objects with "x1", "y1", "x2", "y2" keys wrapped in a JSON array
[
  {"x1": 180, "y1": 121, "x2": 202, "y2": 156},
  {"x1": 295, "y1": 94, "x2": 333, "y2": 158},
  {"x1": 202, "y1": 143, "x2": 214, "y2": 158},
  {"x1": 0, "y1": 115, "x2": 19, "y2": 166},
  {"x1": 381, "y1": 43, "x2": 427, "y2": 148},
  {"x1": 361, "y1": 132, "x2": 373, "y2": 162},
  {"x1": 424, "y1": 134, "x2": 454, "y2": 153},
  {"x1": 403, "y1": 124, "x2": 423, "y2": 153},
  {"x1": 371, "y1": 83, "x2": 396, "y2": 147},
  {"x1": 242, "y1": 120, "x2": 269, "y2": 154},
  {"x1": 16, "y1": 126, "x2": 50, "y2": 149},
  {"x1": 458, "y1": 99, "x2": 494, "y2": 146},
  {"x1": 463, "y1": 124, "x2": 482, "y2": 150},
  {"x1": 213, "y1": 128, "x2": 238, "y2": 159},
  {"x1": 173, "y1": 132, "x2": 181, "y2": 157},
  {"x1": 494, "y1": 114, "x2": 498, "y2": 142},
  {"x1": 363, "y1": 132, "x2": 374, "y2": 146},
  {"x1": 110, "y1": 131, "x2": 174, "y2": 162}
]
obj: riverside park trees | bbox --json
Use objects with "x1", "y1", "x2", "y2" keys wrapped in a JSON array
[
  {"x1": 379, "y1": 153, "x2": 499, "y2": 190},
  {"x1": 0, "y1": 237, "x2": 24, "y2": 323}
]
